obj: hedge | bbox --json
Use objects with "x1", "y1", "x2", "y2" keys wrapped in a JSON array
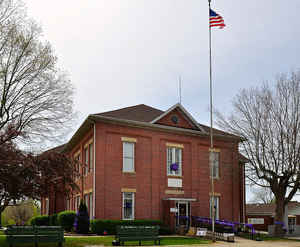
[
  {"x1": 49, "y1": 213, "x2": 58, "y2": 226},
  {"x1": 29, "y1": 215, "x2": 50, "y2": 226},
  {"x1": 57, "y1": 210, "x2": 76, "y2": 232},
  {"x1": 90, "y1": 219, "x2": 172, "y2": 235}
]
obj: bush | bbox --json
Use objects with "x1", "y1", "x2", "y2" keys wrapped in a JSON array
[
  {"x1": 57, "y1": 210, "x2": 76, "y2": 232},
  {"x1": 7, "y1": 219, "x2": 16, "y2": 226},
  {"x1": 29, "y1": 215, "x2": 50, "y2": 226},
  {"x1": 74, "y1": 200, "x2": 90, "y2": 234},
  {"x1": 49, "y1": 213, "x2": 58, "y2": 226},
  {"x1": 90, "y1": 219, "x2": 164, "y2": 235},
  {"x1": 159, "y1": 225, "x2": 173, "y2": 235}
]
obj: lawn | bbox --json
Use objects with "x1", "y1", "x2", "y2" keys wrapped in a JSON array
[
  {"x1": 0, "y1": 234, "x2": 211, "y2": 247},
  {"x1": 238, "y1": 232, "x2": 294, "y2": 241}
]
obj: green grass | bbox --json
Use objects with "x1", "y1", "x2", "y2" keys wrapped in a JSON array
[
  {"x1": 0, "y1": 235, "x2": 211, "y2": 247},
  {"x1": 238, "y1": 232, "x2": 294, "y2": 241}
]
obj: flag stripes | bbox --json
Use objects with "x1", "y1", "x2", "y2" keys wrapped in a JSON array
[{"x1": 209, "y1": 9, "x2": 225, "y2": 29}]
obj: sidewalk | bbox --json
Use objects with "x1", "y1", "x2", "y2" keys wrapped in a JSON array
[{"x1": 84, "y1": 237, "x2": 300, "y2": 247}]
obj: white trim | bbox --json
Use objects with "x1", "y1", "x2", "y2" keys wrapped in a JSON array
[
  {"x1": 163, "y1": 198, "x2": 196, "y2": 201},
  {"x1": 93, "y1": 124, "x2": 96, "y2": 219},
  {"x1": 150, "y1": 103, "x2": 206, "y2": 132},
  {"x1": 123, "y1": 142, "x2": 135, "y2": 173},
  {"x1": 122, "y1": 192, "x2": 135, "y2": 220}
]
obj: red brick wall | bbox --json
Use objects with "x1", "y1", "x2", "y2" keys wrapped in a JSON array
[
  {"x1": 245, "y1": 215, "x2": 273, "y2": 231},
  {"x1": 93, "y1": 121, "x2": 242, "y2": 223},
  {"x1": 48, "y1": 119, "x2": 243, "y2": 225}
]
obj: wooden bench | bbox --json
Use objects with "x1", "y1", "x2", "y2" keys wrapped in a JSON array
[
  {"x1": 5, "y1": 226, "x2": 65, "y2": 247},
  {"x1": 115, "y1": 225, "x2": 160, "y2": 246}
]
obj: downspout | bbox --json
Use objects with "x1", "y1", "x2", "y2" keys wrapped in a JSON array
[{"x1": 93, "y1": 123, "x2": 96, "y2": 219}]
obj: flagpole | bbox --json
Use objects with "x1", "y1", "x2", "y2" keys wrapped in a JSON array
[{"x1": 208, "y1": 0, "x2": 215, "y2": 243}]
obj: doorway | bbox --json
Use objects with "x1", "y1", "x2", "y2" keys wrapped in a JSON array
[{"x1": 176, "y1": 201, "x2": 190, "y2": 227}]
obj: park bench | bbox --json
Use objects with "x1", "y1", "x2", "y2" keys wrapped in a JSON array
[
  {"x1": 5, "y1": 225, "x2": 65, "y2": 247},
  {"x1": 115, "y1": 225, "x2": 160, "y2": 246}
]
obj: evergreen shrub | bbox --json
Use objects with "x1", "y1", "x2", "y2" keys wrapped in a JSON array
[
  {"x1": 57, "y1": 210, "x2": 76, "y2": 232},
  {"x1": 74, "y1": 200, "x2": 90, "y2": 234}
]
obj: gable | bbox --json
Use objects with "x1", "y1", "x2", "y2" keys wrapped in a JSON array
[{"x1": 155, "y1": 107, "x2": 199, "y2": 130}]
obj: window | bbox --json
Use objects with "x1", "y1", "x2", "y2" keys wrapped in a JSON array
[
  {"x1": 122, "y1": 192, "x2": 134, "y2": 220},
  {"x1": 66, "y1": 198, "x2": 70, "y2": 210},
  {"x1": 84, "y1": 147, "x2": 89, "y2": 175},
  {"x1": 89, "y1": 193, "x2": 93, "y2": 219},
  {"x1": 74, "y1": 153, "x2": 81, "y2": 179},
  {"x1": 123, "y1": 142, "x2": 134, "y2": 172},
  {"x1": 75, "y1": 196, "x2": 80, "y2": 211},
  {"x1": 210, "y1": 196, "x2": 219, "y2": 220},
  {"x1": 84, "y1": 194, "x2": 89, "y2": 207},
  {"x1": 210, "y1": 151, "x2": 220, "y2": 178},
  {"x1": 45, "y1": 198, "x2": 49, "y2": 215},
  {"x1": 89, "y1": 143, "x2": 93, "y2": 172},
  {"x1": 167, "y1": 147, "x2": 182, "y2": 176}
]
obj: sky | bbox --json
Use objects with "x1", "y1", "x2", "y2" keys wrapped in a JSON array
[{"x1": 23, "y1": 0, "x2": 300, "y2": 201}]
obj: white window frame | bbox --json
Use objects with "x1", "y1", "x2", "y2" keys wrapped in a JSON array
[
  {"x1": 84, "y1": 147, "x2": 89, "y2": 175},
  {"x1": 89, "y1": 192, "x2": 93, "y2": 219},
  {"x1": 210, "y1": 151, "x2": 220, "y2": 179},
  {"x1": 89, "y1": 143, "x2": 93, "y2": 172},
  {"x1": 45, "y1": 198, "x2": 49, "y2": 215},
  {"x1": 74, "y1": 153, "x2": 81, "y2": 179},
  {"x1": 167, "y1": 147, "x2": 182, "y2": 176},
  {"x1": 210, "y1": 196, "x2": 219, "y2": 220},
  {"x1": 123, "y1": 142, "x2": 135, "y2": 172},
  {"x1": 75, "y1": 196, "x2": 80, "y2": 212},
  {"x1": 84, "y1": 194, "x2": 89, "y2": 206},
  {"x1": 122, "y1": 192, "x2": 135, "y2": 220}
]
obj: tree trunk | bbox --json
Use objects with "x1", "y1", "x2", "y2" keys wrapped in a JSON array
[{"x1": 274, "y1": 198, "x2": 286, "y2": 236}]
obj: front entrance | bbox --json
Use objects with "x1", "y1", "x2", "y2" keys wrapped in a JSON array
[
  {"x1": 162, "y1": 198, "x2": 195, "y2": 232},
  {"x1": 176, "y1": 201, "x2": 190, "y2": 227}
]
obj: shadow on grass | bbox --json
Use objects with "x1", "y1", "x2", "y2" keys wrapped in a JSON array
[{"x1": 0, "y1": 235, "x2": 211, "y2": 247}]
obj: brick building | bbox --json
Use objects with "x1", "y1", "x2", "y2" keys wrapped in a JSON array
[
  {"x1": 41, "y1": 103, "x2": 246, "y2": 229},
  {"x1": 246, "y1": 202, "x2": 300, "y2": 233}
]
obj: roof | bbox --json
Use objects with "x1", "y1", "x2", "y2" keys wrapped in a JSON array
[
  {"x1": 246, "y1": 201, "x2": 300, "y2": 216},
  {"x1": 64, "y1": 103, "x2": 242, "y2": 152},
  {"x1": 44, "y1": 144, "x2": 66, "y2": 154},
  {"x1": 94, "y1": 103, "x2": 234, "y2": 136},
  {"x1": 95, "y1": 104, "x2": 163, "y2": 123}
]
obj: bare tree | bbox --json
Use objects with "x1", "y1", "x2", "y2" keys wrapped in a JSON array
[
  {"x1": 250, "y1": 186, "x2": 274, "y2": 204},
  {"x1": 216, "y1": 70, "x2": 300, "y2": 236},
  {"x1": 0, "y1": 0, "x2": 75, "y2": 147}
]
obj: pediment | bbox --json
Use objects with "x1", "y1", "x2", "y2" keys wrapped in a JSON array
[{"x1": 151, "y1": 103, "x2": 205, "y2": 132}]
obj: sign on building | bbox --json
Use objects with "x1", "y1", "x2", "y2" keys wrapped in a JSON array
[
  {"x1": 168, "y1": 178, "x2": 182, "y2": 188},
  {"x1": 248, "y1": 218, "x2": 264, "y2": 224}
]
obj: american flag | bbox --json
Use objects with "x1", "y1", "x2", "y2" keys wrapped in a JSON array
[{"x1": 209, "y1": 9, "x2": 225, "y2": 29}]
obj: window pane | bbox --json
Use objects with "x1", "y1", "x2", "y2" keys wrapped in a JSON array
[
  {"x1": 123, "y1": 158, "x2": 134, "y2": 172},
  {"x1": 85, "y1": 148, "x2": 89, "y2": 174},
  {"x1": 210, "y1": 196, "x2": 219, "y2": 220},
  {"x1": 89, "y1": 193, "x2": 93, "y2": 219},
  {"x1": 123, "y1": 193, "x2": 134, "y2": 220},
  {"x1": 89, "y1": 144, "x2": 93, "y2": 171},
  {"x1": 167, "y1": 147, "x2": 182, "y2": 176},
  {"x1": 123, "y1": 142, "x2": 134, "y2": 157},
  {"x1": 123, "y1": 142, "x2": 134, "y2": 172}
]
